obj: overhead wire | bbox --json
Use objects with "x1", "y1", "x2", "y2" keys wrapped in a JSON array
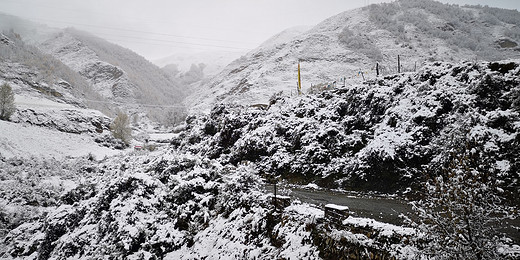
[
  {"x1": 27, "y1": 17, "x2": 257, "y2": 46},
  {"x1": 83, "y1": 99, "x2": 186, "y2": 108},
  {"x1": 0, "y1": 0, "x2": 258, "y2": 51},
  {"x1": 8, "y1": 16, "x2": 256, "y2": 52},
  {"x1": 87, "y1": 31, "x2": 253, "y2": 51}
]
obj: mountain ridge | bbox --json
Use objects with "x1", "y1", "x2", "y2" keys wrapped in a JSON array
[{"x1": 187, "y1": 0, "x2": 520, "y2": 112}]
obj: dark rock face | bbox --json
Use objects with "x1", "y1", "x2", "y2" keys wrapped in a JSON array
[
  {"x1": 80, "y1": 62, "x2": 124, "y2": 83},
  {"x1": 497, "y1": 38, "x2": 518, "y2": 48},
  {"x1": 10, "y1": 108, "x2": 111, "y2": 134},
  {"x1": 489, "y1": 62, "x2": 518, "y2": 74}
]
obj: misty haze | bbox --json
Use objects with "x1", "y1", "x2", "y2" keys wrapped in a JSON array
[{"x1": 1, "y1": 0, "x2": 520, "y2": 259}]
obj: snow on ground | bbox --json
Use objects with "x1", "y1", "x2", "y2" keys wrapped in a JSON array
[
  {"x1": 343, "y1": 216, "x2": 417, "y2": 237},
  {"x1": 0, "y1": 120, "x2": 120, "y2": 159},
  {"x1": 148, "y1": 132, "x2": 179, "y2": 142},
  {"x1": 14, "y1": 95, "x2": 77, "y2": 109}
]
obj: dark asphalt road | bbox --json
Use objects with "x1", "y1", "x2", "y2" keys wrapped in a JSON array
[
  {"x1": 288, "y1": 188, "x2": 412, "y2": 225},
  {"x1": 264, "y1": 184, "x2": 520, "y2": 244}
]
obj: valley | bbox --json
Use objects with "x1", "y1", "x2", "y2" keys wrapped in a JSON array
[{"x1": 1, "y1": 0, "x2": 520, "y2": 259}]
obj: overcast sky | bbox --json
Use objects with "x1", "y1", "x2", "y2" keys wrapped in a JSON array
[{"x1": 1, "y1": 0, "x2": 519, "y2": 60}]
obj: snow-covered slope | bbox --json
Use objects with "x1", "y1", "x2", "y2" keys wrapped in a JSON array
[
  {"x1": 0, "y1": 119, "x2": 119, "y2": 159},
  {"x1": 1, "y1": 60, "x2": 519, "y2": 259},
  {"x1": 179, "y1": 60, "x2": 520, "y2": 195},
  {"x1": 0, "y1": 91, "x2": 121, "y2": 159},
  {"x1": 256, "y1": 25, "x2": 312, "y2": 51},
  {"x1": 0, "y1": 31, "x2": 129, "y2": 160},
  {"x1": 38, "y1": 28, "x2": 186, "y2": 113},
  {"x1": 0, "y1": 31, "x2": 108, "y2": 112},
  {"x1": 188, "y1": 0, "x2": 520, "y2": 112},
  {"x1": 1, "y1": 12, "x2": 187, "y2": 124}
]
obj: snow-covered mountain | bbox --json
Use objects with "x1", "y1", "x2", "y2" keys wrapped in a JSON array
[
  {"x1": 154, "y1": 50, "x2": 244, "y2": 77},
  {"x1": 188, "y1": 0, "x2": 520, "y2": 112},
  {"x1": 0, "y1": 15, "x2": 179, "y2": 159},
  {"x1": 38, "y1": 28, "x2": 187, "y2": 123},
  {"x1": 0, "y1": 13, "x2": 186, "y2": 125},
  {"x1": 256, "y1": 25, "x2": 312, "y2": 51},
  {"x1": 40, "y1": 28, "x2": 185, "y2": 104}
]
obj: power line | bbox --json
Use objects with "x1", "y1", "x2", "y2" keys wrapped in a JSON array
[
  {"x1": 0, "y1": 0, "x2": 255, "y2": 35},
  {"x1": 99, "y1": 36, "x2": 247, "y2": 52},
  {"x1": 28, "y1": 17, "x2": 257, "y2": 46},
  {"x1": 83, "y1": 99, "x2": 186, "y2": 108},
  {"x1": 2, "y1": 16, "x2": 255, "y2": 52},
  {"x1": 89, "y1": 31, "x2": 252, "y2": 51}
]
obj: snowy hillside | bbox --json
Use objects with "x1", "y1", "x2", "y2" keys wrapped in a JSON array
[
  {"x1": 0, "y1": 31, "x2": 126, "y2": 159},
  {"x1": 188, "y1": 0, "x2": 520, "y2": 112},
  {"x1": 2, "y1": 60, "x2": 519, "y2": 259},
  {"x1": 38, "y1": 28, "x2": 186, "y2": 122},
  {"x1": 178, "y1": 60, "x2": 520, "y2": 195},
  {"x1": 256, "y1": 25, "x2": 312, "y2": 51},
  {"x1": 0, "y1": 30, "x2": 108, "y2": 112},
  {"x1": 1, "y1": 12, "x2": 187, "y2": 125},
  {"x1": 0, "y1": 119, "x2": 119, "y2": 159}
]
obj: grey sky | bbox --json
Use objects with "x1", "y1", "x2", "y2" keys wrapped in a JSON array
[{"x1": 1, "y1": 0, "x2": 519, "y2": 60}]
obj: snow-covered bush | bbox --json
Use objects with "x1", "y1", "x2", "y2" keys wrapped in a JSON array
[
  {"x1": 94, "y1": 132, "x2": 127, "y2": 149},
  {"x1": 2, "y1": 152, "x2": 318, "y2": 259},
  {"x1": 338, "y1": 27, "x2": 383, "y2": 61},
  {"x1": 0, "y1": 155, "x2": 100, "y2": 242}
]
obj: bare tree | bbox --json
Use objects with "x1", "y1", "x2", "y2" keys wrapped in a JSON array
[
  {"x1": 0, "y1": 83, "x2": 16, "y2": 121},
  {"x1": 164, "y1": 106, "x2": 187, "y2": 127},
  {"x1": 411, "y1": 139, "x2": 516, "y2": 259},
  {"x1": 110, "y1": 112, "x2": 132, "y2": 145}
]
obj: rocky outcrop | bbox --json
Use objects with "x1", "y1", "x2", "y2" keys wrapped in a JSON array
[{"x1": 11, "y1": 108, "x2": 111, "y2": 134}]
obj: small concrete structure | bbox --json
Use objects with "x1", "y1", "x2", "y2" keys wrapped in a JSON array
[
  {"x1": 250, "y1": 104, "x2": 269, "y2": 110},
  {"x1": 271, "y1": 195, "x2": 291, "y2": 209},
  {"x1": 324, "y1": 204, "x2": 349, "y2": 224}
]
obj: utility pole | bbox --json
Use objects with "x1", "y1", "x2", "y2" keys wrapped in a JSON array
[
  {"x1": 398, "y1": 55, "x2": 401, "y2": 73},
  {"x1": 297, "y1": 61, "x2": 302, "y2": 95},
  {"x1": 376, "y1": 63, "x2": 379, "y2": 77}
]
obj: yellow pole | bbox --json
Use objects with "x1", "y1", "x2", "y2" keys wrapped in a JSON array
[{"x1": 298, "y1": 62, "x2": 302, "y2": 95}]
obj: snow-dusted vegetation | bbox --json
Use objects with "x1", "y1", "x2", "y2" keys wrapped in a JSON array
[
  {"x1": 1, "y1": 0, "x2": 520, "y2": 259},
  {"x1": 367, "y1": 0, "x2": 520, "y2": 60},
  {"x1": 180, "y1": 61, "x2": 520, "y2": 195},
  {"x1": 1, "y1": 60, "x2": 519, "y2": 259}
]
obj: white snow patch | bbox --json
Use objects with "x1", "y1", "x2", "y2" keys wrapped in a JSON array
[
  {"x1": 0, "y1": 120, "x2": 120, "y2": 159},
  {"x1": 343, "y1": 216, "x2": 418, "y2": 237}
]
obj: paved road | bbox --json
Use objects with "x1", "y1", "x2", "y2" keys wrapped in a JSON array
[
  {"x1": 288, "y1": 188, "x2": 412, "y2": 225},
  {"x1": 264, "y1": 184, "x2": 411, "y2": 225},
  {"x1": 265, "y1": 184, "x2": 520, "y2": 243}
]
